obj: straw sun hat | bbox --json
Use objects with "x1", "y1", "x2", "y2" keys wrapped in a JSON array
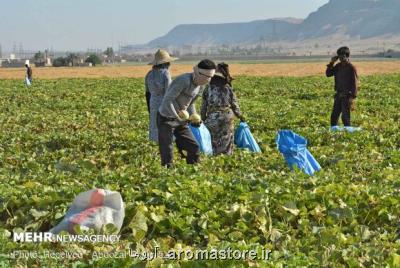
[{"x1": 148, "y1": 49, "x2": 178, "y2": 65}]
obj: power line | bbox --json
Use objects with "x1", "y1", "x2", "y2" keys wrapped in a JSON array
[
  {"x1": 13, "y1": 42, "x2": 17, "y2": 56},
  {"x1": 19, "y1": 42, "x2": 24, "y2": 58}
]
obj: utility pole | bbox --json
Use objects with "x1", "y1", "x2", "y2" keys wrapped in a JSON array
[
  {"x1": 13, "y1": 42, "x2": 17, "y2": 56},
  {"x1": 19, "y1": 42, "x2": 24, "y2": 59}
]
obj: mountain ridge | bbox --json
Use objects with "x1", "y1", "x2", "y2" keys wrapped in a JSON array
[{"x1": 146, "y1": 0, "x2": 400, "y2": 48}]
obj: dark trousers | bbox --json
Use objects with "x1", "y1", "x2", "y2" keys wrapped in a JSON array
[
  {"x1": 145, "y1": 91, "x2": 151, "y2": 114},
  {"x1": 157, "y1": 112, "x2": 200, "y2": 167},
  {"x1": 330, "y1": 96, "x2": 351, "y2": 126}
]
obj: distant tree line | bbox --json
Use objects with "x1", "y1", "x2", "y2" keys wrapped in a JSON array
[
  {"x1": 377, "y1": 49, "x2": 400, "y2": 58},
  {"x1": 52, "y1": 53, "x2": 101, "y2": 67},
  {"x1": 52, "y1": 47, "x2": 114, "y2": 67}
]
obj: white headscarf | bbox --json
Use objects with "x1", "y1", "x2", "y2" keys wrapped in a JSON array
[{"x1": 193, "y1": 66, "x2": 215, "y2": 84}]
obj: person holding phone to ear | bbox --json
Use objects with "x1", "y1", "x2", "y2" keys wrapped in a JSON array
[{"x1": 326, "y1": 46, "x2": 359, "y2": 127}]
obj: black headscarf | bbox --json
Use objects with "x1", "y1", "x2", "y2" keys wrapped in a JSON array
[{"x1": 217, "y1": 62, "x2": 234, "y2": 86}]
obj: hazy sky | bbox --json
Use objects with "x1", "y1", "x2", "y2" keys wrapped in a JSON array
[{"x1": 0, "y1": 0, "x2": 329, "y2": 52}]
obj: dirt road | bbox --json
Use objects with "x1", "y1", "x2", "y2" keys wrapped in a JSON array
[{"x1": 1, "y1": 61, "x2": 399, "y2": 79}]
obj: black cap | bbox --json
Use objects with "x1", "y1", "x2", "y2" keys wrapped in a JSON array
[
  {"x1": 198, "y1": 59, "x2": 216, "y2": 70},
  {"x1": 337, "y1": 46, "x2": 350, "y2": 57}
]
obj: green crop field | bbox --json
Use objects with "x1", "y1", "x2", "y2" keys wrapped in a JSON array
[{"x1": 0, "y1": 75, "x2": 399, "y2": 267}]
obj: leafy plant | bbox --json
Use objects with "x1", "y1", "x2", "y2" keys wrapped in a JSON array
[{"x1": 0, "y1": 74, "x2": 399, "y2": 267}]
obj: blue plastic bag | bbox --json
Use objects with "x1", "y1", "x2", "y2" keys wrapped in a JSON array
[
  {"x1": 234, "y1": 122, "x2": 261, "y2": 153},
  {"x1": 330, "y1": 126, "x2": 362, "y2": 133},
  {"x1": 25, "y1": 77, "x2": 31, "y2": 86},
  {"x1": 276, "y1": 130, "x2": 321, "y2": 176},
  {"x1": 189, "y1": 123, "x2": 213, "y2": 156}
]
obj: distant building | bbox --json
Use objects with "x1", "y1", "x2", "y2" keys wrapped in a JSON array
[
  {"x1": 1, "y1": 58, "x2": 27, "y2": 68},
  {"x1": 69, "y1": 56, "x2": 92, "y2": 67},
  {"x1": 35, "y1": 57, "x2": 52, "y2": 67}
]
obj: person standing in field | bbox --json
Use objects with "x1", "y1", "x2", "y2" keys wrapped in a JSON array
[
  {"x1": 157, "y1": 59, "x2": 216, "y2": 168},
  {"x1": 200, "y1": 62, "x2": 245, "y2": 155},
  {"x1": 326, "y1": 46, "x2": 359, "y2": 127},
  {"x1": 25, "y1": 61, "x2": 33, "y2": 85},
  {"x1": 145, "y1": 49, "x2": 178, "y2": 143}
]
